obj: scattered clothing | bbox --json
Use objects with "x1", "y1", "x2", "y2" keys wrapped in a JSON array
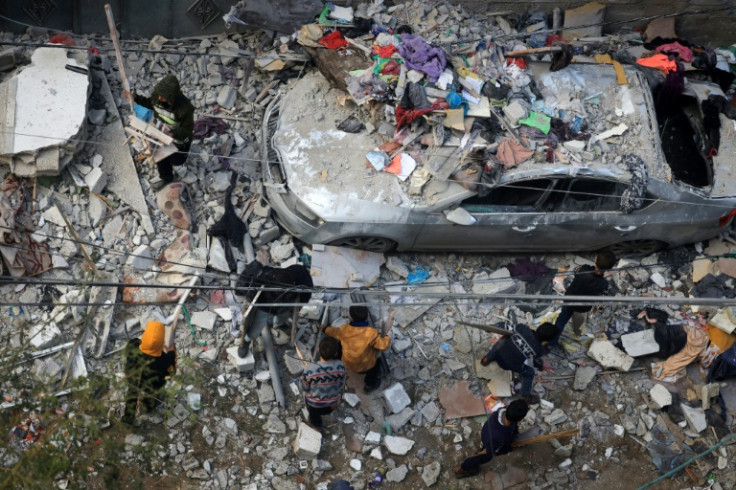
[
  {"x1": 193, "y1": 116, "x2": 229, "y2": 139},
  {"x1": 496, "y1": 138, "x2": 533, "y2": 168},
  {"x1": 553, "y1": 265, "x2": 609, "y2": 343},
  {"x1": 319, "y1": 30, "x2": 348, "y2": 50},
  {"x1": 123, "y1": 321, "x2": 176, "y2": 423},
  {"x1": 652, "y1": 324, "x2": 709, "y2": 380},
  {"x1": 655, "y1": 42, "x2": 693, "y2": 62},
  {"x1": 397, "y1": 34, "x2": 447, "y2": 82},
  {"x1": 507, "y1": 258, "x2": 552, "y2": 282},
  {"x1": 636, "y1": 54, "x2": 678, "y2": 74}
]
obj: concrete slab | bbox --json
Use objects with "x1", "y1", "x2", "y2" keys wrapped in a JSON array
[
  {"x1": 310, "y1": 245, "x2": 385, "y2": 288},
  {"x1": 588, "y1": 339, "x2": 634, "y2": 371},
  {"x1": 680, "y1": 403, "x2": 707, "y2": 433},
  {"x1": 475, "y1": 360, "x2": 512, "y2": 397},
  {"x1": 439, "y1": 380, "x2": 487, "y2": 419},
  {"x1": 621, "y1": 329, "x2": 659, "y2": 357},
  {"x1": 93, "y1": 70, "x2": 154, "y2": 234}
]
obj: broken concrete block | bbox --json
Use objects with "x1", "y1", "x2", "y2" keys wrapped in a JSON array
[
  {"x1": 42, "y1": 205, "x2": 66, "y2": 227},
  {"x1": 28, "y1": 321, "x2": 61, "y2": 349},
  {"x1": 344, "y1": 393, "x2": 361, "y2": 408},
  {"x1": 84, "y1": 167, "x2": 107, "y2": 194},
  {"x1": 621, "y1": 329, "x2": 659, "y2": 357},
  {"x1": 384, "y1": 435, "x2": 415, "y2": 456},
  {"x1": 563, "y1": 140, "x2": 585, "y2": 152},
  {"x1": 216, "y1": 86, "x2": 237, "y2": 109},
  {"x1": 383, "y1": 382, "x2": 411, "y2": 414},
  {"x1": 386, "y1": 464, "x2": 408, "y2": 482},
  {"x1": 87, "y1": 108, "x2": 106, "y2": 125},
  {"x1": 421, "y1": 461, "x2": 441, "y2": 487},
  {"x1": 650, "y1": 384, "x2": 672, "y2": 409},
  {"x1": 369, "y1": 447, "x2": 382, "y2": 460},
  {"x1": 126, "y1": 244, "x2": 153, "y2": 271},
  {"x1": 226, "y1": 346, "x2": 254, "y2": 372},
  {"x1": 544, "y1": 409, "x2": 568, "y2": 426},
  {"x1": 472, "y1": 268, "x2": 517, "y2": 295},
  {"x1": 385, "y1": 256, "x2": 410, "y2": 278},
  {"x1": 283, "y1": 349, "x2": 304, "y2": 375},
  {"x1": 88, "y1": 195, "x2": 106, "y2": 226},
  {"x1": 702, "y1": 383, "x2": 721, "y2": 410},
  {"x1": 190, "y1": 311, "x2": 217, "y2": 331},
  {"x1": 208, "y1": 237, "x2": 231, "y2": 273},
  {"x1": 386, "y1": 407, "x2": 415, "y2": 431},
  {"x1": 293, "y1": 422, "x2": 322, "y2": 459},
  {"x1": 502, "y1": 100, "x2": 528, "y2": 124},
  {"x1": 392, "y1": 338, "x2": 412, "y2": 353},
  {"x1": 587, "y1": 339, "x2": 634, "y2": 371},
  {"x1": 420, "y1": 401, "x2": 440, "y2": 423},
  {"x1": 573, "y1": 366, "x2": 597, "y2": 391},
  {"x1": 364, "y1": 431, "x2": 381, "y2": 445},
  {"x1": 680, "y1": 403, "x2": 707, "y2": 433}
]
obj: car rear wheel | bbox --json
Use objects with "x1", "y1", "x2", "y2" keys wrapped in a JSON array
[
  {"x1": 605, "y1": 239, "x2": 666, "y2": 258},
  {"x1": 328, "y1": 236, "x2": 397, "y2": 253}
]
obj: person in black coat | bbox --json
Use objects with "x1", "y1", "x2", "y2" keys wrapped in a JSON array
[
  {"x1": 454, "y1": 400, "x2": 530, "y2": 478},
  {"x1": 122, "y1": 321, "x2": 176, "y2": 425},
  {"x1": 480, "y1": 323, "x2": 556, "y2": 403},
  {"x1": 134, "y1": 75, "x2": 194, "y2": 184},
  {"x1": 552, "y1": 251, "x2": 616, "y2": 344}
]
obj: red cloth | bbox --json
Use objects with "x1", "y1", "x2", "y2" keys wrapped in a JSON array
[
  {"x1": 395, "y1": 99, "x2": 449, "y2": 130},
  {"x1": 655, "y1": 42, "x2": 693, "y2": 62},
  {"x1": 319, "y1": 30, "x2": 348, "y2": 50},
  {"x1": 380, "y1": 59, "x2": 401, "y2": 75},
  {"x1": 636, "y1": 53, "x2": 677, "y2": 73},
  {"x1": 504, "y1": 57, "x2": 527, "y2": 70},
  {"x1": 49, "y1": 34, "x2": 75, "y2": 46},
  {"x1": 372, "y1": 44, "x2": 397, "y2": 58}
]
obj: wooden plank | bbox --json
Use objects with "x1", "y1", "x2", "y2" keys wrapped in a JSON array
[{"x1": 129, "y1": 115, "x2": 174, "y2": 145}]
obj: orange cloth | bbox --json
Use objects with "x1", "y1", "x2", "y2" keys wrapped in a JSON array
[
  {"x1": 140, "y1": 321, "x2": 165, "y2": 357},
  {"x1": 635, "y1": 54, "x2": 677, "y2": 74},
  {"x1": 706, "y1": 324, "x2": 736, "y2": 352},
  {"x1": 324, "y1": 323, "x2": 391, "y2": 372},
  {"x1": 372, "y1": 44, "x2": 397, "y2": 58},
  {"x1": 652, "y1": 325, "x2": 708, "y2": 380}
]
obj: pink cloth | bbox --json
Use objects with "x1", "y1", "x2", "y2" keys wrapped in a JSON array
[{"x1": 655, "y1": 42, "x2": 693, "y2": 62}]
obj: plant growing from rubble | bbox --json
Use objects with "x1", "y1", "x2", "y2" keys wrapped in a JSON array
[{"x1": 0, "y1": 321, "x2": 203, "y2": 488}]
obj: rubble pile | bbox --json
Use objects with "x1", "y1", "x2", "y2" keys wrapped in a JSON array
[{"x1": 1, "y1": 2, "x2": 736, "y2": 490}]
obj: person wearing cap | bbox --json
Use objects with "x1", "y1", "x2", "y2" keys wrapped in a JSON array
[
  {"x1": 134, "y1": 74, "x2": 194, "y2": 184},
  {"x1": 122, "y1": 321, "x2": 177, "y2": 425}
]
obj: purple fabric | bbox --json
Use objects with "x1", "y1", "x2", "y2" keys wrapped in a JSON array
[{"x1": 397, "y1": 34, "x2": 446, "y2": 82}]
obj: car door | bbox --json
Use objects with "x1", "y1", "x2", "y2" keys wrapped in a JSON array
[{"x1": 413, "y1": 178, "x2": 566, "y2": 251}]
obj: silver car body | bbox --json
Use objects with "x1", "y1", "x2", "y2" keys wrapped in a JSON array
[{"x1": 262, "y1": 62, "x2": 736, "y2": 254}]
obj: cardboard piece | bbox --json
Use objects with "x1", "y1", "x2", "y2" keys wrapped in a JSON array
[{"x1": 439, "y1": 380, "x2": 487, "y2": 419}]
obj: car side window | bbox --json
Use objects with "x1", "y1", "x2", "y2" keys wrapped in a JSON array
[
  {"x1": 551, "y1": 178, "x2": 627, "y2": 212},
  {"x1": 462, "y1": 179, "x2": 553, "y2": 211}
]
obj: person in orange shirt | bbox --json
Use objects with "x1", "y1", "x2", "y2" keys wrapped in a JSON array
[
  {"x1": 122, "y1": 321, "x2": 177, "y2": 425},
  {"x1": 321, "y1": 306, "x2": 391, "y2": 393}
]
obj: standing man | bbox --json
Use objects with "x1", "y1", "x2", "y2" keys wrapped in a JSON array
[
  {"x1": 480, "y1": 322, "x2": 556, "y2": 404},
  {"x1": 301, "y1": 337, "x2": 346, "y2": 429},
  {"x1": 134, "y1": 74, "x2": 194, "y2": 184},
  {"x1": 454, "y1": 399, "x2": 530, "y2": 478},
  {"x1": 321, "y1": 306, "x2": 391, "y2": 393},
  {"x1": 122, "y1": 321, "x2": 177, "y2": 425},
  {"x1": 552, "y1": 250, "x2": 616, "y2": 344}
]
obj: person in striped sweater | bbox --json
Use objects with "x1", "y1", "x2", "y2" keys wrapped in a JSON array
[{"x1": 301, "y1": 337, "x2": 346, "y2": 428}]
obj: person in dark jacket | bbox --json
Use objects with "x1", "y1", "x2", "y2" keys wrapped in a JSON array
[
  {"x1": 480, "y1": 323, "x2": 556, "y2": 403},
  {"x1": 552, "y1": 251, "x2": 616, "y2": 344},
  {"x1": 454, "y1": 399, "x2": 530, "y2": 478},
  {"x1": 122, "y1": 321, "x2": 176, "y2": 425},
  {"x1": 134, "y1": 75, "x2": 194, "y2": 184}
]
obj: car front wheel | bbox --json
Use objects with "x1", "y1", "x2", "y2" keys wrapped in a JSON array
[
  {"x1": 327, "y1": 236, "x2": 397, "y2": 253},
  {"x1": 605, "y1": 239, "x2": 666, "y2": 258}
]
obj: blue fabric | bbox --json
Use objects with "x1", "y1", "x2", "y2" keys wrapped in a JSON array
[
  {"x1": 350, "y1": 320, "x2": 370, "y2": 327},
  {"x1": 134, "y1": 103, "x2": 153, "y2": 122}
]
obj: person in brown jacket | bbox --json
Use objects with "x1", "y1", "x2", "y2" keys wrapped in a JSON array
[{"x1": 321, "y1": 306, "x2": 391, "y2": 393}]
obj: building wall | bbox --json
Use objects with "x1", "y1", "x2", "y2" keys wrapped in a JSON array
[{"x1": 0, "y1": 0, "x2": 733, "y2": 47}]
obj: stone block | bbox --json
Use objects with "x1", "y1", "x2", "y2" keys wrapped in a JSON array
[
  {"x1": 226, "y1": 346, "x2": 255, "y2": 372},
  {"x1": 126, "y1": 244, "x2": 153, "y2": 271},
  {"x1": 680, "y1": 403, "x2": 707, "y2": 433},
  {"x1": 650, "y1": 384, "x2": 672, "y2": 408},
  {"x1": 190, "y1": 311, "x2": 217, "y2": 331},
  {"x1": 621, "y1": 329, "x2": 659, "y2": 357},
  {"x1": 587, "y1": 339, "x2": 634, "y2": 371},
  {"x1": 383, "y1": 382, "x2": 411, "y2": 414},
  {"x1": 573, "y1": 366, "x2": 597, "y2": 391},
  {"x1": 42, "y1": 205, "x2": 66, "y2": 227},
  {"x1": 386, "y1": 464, "x2": 408, "y2": 482},
  {"x1": 28, "y1": 321, "x2": 61, "y2": 349},
  {"x1": 344, "y1": 393, "x2": 361, "y2": 407},
  {"x1": 386, "y1": 407, "x2": 414, "y2": 431},
  {"x1": 216, "y1": 86, "x2": 237, "y2": 109},
  {"x1": 293, "y1": 422, "x2": 322, "y2": 459},
  {"x1": 384, "y1": 436, "x2": 414, "y2": 456},
  {"x1": 364, "y1": 431, "x2": 381, "y2": 445},
  {"x1": 421, "y1": 401, "x2": 440, "y2": 423},
  {"x1": 472, "y1": 268, "x2": 517, "y2": 295},
  {"x1": 85, "y1": 166, "x2": 108, "y2": 193},
  {"x1": 422, "y1": 461, "x2": 441, "y2": 487},
  {"x1": 544, "y1": 409, "x2": 568, "y2": 426},
  {"x1": 502, "y1": 100, "x2": 528, "y2": 124}
]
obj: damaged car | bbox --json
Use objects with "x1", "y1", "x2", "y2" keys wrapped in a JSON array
[{"x1": 261, "y1": 59, "x2": 736, "y2": 256}]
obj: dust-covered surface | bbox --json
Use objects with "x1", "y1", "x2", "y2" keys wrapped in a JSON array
[{"x1": 2, "y1": 1, "x2": 736, "y2": 490}]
